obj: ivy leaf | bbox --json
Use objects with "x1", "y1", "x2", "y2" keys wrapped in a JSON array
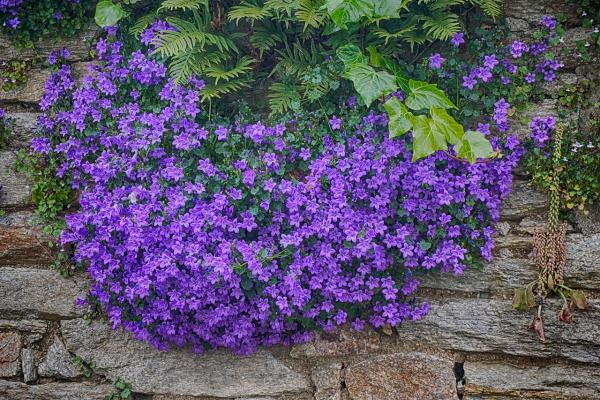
[
  {"x1": 337, "y1": 43, "x2": 367, "y2": 68},
  {"x1": 405, "y1": 80, "x2": 456, "y2": 111},
  {"x1": 430, "y1": 107, "x2": 464, "y2": 145},
  {"x1": 95, "y1": 0, "x2": 125, "y2": 27},
  {"x1": 344, "y1": 64, "x2": 396, "y2": 107},
  {"x1": 325, "y1": 0, "x2": 375, "y2": 29},
  {"x1": 454, "y1": 130, "x2": 494, "y2": 164},
  {"x1": 384, "y1": 97, "x2": 413, "y2": 138},
  {"x1": 411, "y1": 115, "x2": 447, "y2": 161},
  {"x1": 372, "y1": 0, "x2": 405, "y2": 18}
]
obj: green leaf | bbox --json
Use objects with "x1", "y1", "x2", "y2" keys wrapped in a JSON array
[
  {"x1": 367, "y1": 46, "x2": 385, "y2": 67},
  {"x1": 95, "y1": 0, "x2": 125, "y2": 27},
  {"x1": 372, "y1": 0, "x2": 405, "y2": 18},
  {"x1": 411, "y1": 115, "x2": 447, "y2": 161},
  {"x1": 344, "y1": 64, "x2": 396, "y2": 107},
  {"x1": 384, "y1": 97, "x2": 413, "y2": 138},
  {"x1": 430, "y1": 107, "x2": 464, "y2": 145},
  {"x1": 571, "y1": 290, "x2": 588, "y2": 310},
  {"x1": 325, "y1": 0, "x2": 375, "y2": 29},
  {"x1": 337, "y1": 43, "x2": 367, "y2": 68},
  {"x1": 405, "y1": 80, "x2": 456, "y2": 111},
  {"x1": 454, "y1": 130, "x2": 494, "y2": 164},
  {"x1": 512, "y1": 288, "x2": 528, "y2": 311}
]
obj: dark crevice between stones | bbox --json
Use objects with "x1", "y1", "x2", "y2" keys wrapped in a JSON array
[{"x1": 454, "y1": 353, "x2": 466, "y2": 400}]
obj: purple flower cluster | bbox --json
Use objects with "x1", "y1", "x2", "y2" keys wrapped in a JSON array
[
  {"x1": 493, "y1": 98, "x2": 510, "y2": 133},
  {"x1": 34, "y1": 27, "x2": 522, "y2": 354},
  {"x1": 458, "y1": 17, "x2": 560, "y2": 92},
  {"x1": 0, "y1": 0, "x2": 22, "y2": 28},
  {"x1": 530, "y1": 116, "x2": 556, "y2": 148}
]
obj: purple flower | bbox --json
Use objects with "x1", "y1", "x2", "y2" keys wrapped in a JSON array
[
  {"x1": 493, "y1": 98, "x2": 510, "y2": 133},
  {"x1": 510, "y1": 41, "x2": 529, "y2": 58},
  {"x1": 483, "y1": 55, "x2": 498, "y2": 69},
  {"x1": 450, "y1": 32, "x2": 465, "y2": 47},
  {"x1": 428, "y1": 53, "x2": 445, "y2": 69},
  {"x1": 541, "y1": 15, "x2": 556, "y2": 30},
  {"x1": 524, "y1": 72, "x2": 536, "y2": 83},
  {"x1": 5, "y1": 17, "x2": 19, "y2": 29},
  {"x1": 462, "y1": 75, "x2": 477, "y2": 90},
  {"x1": 530, "y1": 116, "x2": 555, "y2": 148},
  {"x1": 329, "y1": 115, "x2": 342, "y2": 130}
]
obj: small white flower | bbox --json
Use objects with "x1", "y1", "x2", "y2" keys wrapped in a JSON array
[
  {"x1": 587, "y1": 142, "x2": 595, "y2": 149},
  {"x1": 559, "y1": 37, "x2": 565, "y2": 43},
  {"x1": 582, "y1": 11, "x2": 588, "y2": 16},
  {"x1": 585, "y1": 42, "x2": 591, "y2": 47},
  {"x1": 594, "y1": 28, "x2": 599, "y2": 33}
]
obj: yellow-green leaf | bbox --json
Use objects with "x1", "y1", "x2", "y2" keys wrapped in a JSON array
[
  {"x1": 430, "y1": 107, "x2": 464, "y2": 145},
  {"x1": 454, "y1": 130, "x2": 494, "y2": 164},
  {"x1": 384, "y1": 97, "x2": 413, "y2": 138},
  {"x1": 411, "y1": 115, "x2": 447, "y2": 161},
  {"x1": 405, "y1": 79, "x2": 456, "y2": 111}
]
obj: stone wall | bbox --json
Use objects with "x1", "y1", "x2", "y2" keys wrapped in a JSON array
[{"x1": 1, "y1": 2, "x2": 599, "y2": 399}]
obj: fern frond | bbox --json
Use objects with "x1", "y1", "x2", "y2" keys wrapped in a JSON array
[
  {"x1": 372, "y1": 26, "x2": 416, "y2": 45},
  {"x1": 250, "y1": 22, "x2": 285, "y2": 56},
  {"x1": 205, "y1": 56, "x2": 254, "y2": 83},
  {"x1": 296, "y1": 0, "x2": 327, "y2": 31},
  {"x1": 265, "y1": 0, "x2": 300, "y2": 18},
  {"x1": 200, "y1": 79, "x2": 253, "y2": 101},
  {"x1": 268, "y1": 82, "x2": 300, "y2": 114},
  {"x1": 130, "y1": 14, "x2": 156, "y2": 37},
  {"x1": 422, "y1": 12, "x2": 460, "y2": 40},
  {"x1": 159, "y1": 0, "x2": 207, "y2": 11},
  {"x1": 228, "y1": 1, "x2": 272, "y2": 24},
  {"x1": 470, "y1": 0, "x2": 502, "y2": 18},
  {"x1": 154, "y1": 17, "x2": 238, "y2": 57}
]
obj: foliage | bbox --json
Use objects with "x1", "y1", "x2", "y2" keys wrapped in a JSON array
[
  {"x1": 32, "y1": 28, "x2": 523, "y2": 354},
  {"x1": 513, "y1": 123, "x2": 588, "y2": 340},
  {"x1": 104, "y1": 378, "x2": 133, "y2": 400},
  {"x1": 92, "y1": 0, "x2": 501, "y2": 113},
  {"x1": 0, "y1": 0, "x2": 92, "y2": 47},
  {"x1": 0, "y1": 59, "x2": 28, "y2": 91},
  {"x1": 525, "y1": 72, "x2": 600, "y2": 211}
]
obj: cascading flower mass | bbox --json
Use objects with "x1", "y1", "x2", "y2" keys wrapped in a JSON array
[{"x1": 33, "y1": 24, "x2": 522, "y2": 354}]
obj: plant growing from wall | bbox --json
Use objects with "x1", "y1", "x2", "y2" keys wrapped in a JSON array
[
  {"x1": 92, "y1": 0, "x2": 505, "y2": 162},
  {"x1": 513, "y1": 123, "x2": 588, "y2": 341},
  {"x1": 0, "y1": 0, "x2": 93, "y2": 47},
  {"x1": 31, "y1": 25, "x2": 523, "y2": 354}
]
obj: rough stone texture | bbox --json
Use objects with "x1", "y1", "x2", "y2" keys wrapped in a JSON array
[
  {"x1": 344, "y1": 353, "x2": 457, "y2": 400},
  {"x1": 420, "y1": 234, "x2": 600, "y2": 294},
  {"x1": 0, "y1": 320, "x2": 47, "y2": 334},
  {"x1": 290, "y1": 328, "x2": 385, "y2": 359},
  {"x1": 0, "y1": 25, "x2": 97, "y2": 62},
  {"x1": 0, "y1": 332, "x2": 21, "y2": 377},
  {"x1": 574, "y1": 204, "x2": 600, "y2": 235},
  {"x1": 465, "y1": 361, "x2": 600, "y2": 399},
  {"x1": 21, "y1": 348, "x2": 37, "y2": 383},
  {"x1": 0, "y1": 380, "x2": 112, "y2": 400},
  {"x1": 0, "y1": 268, "x2": 86, "y2": 319},
  {"x1": 0, "y1": 212, "x2": 51, "y2": 266},
  {"x1": 61, "y1": 319, "x2": 311, "y2": 398},
  {"x1": 0, "y1": 62, "x2": 90, "y2": 104},
  {"x1": 311, "y1": 363, "x2": 342, "y2": 400},
  {"x1": 396, "y1": 298, "x2": 600, "y2": 364},
  {"x1": 499, "y1": 180, "x2": 548, "y2": 221},
  {"x1": 3, "y1": 112, "x2": 40, "y2": 148},
  {"x1": 0, "y1": 151, "x2": 30, "y2": 208},
  {"x1": 38, "y1": 336, "x2": 80, "y2": 379}
]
